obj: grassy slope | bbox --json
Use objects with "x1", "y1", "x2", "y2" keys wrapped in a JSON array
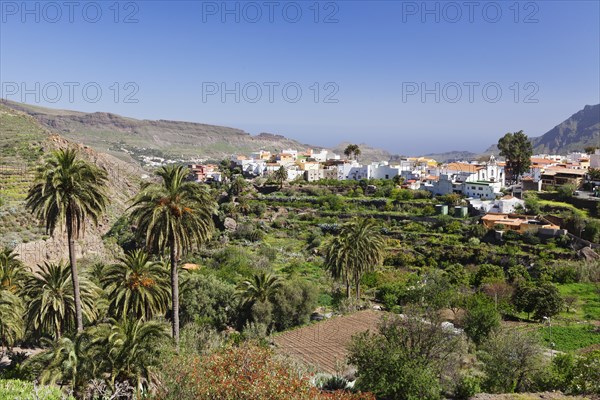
[{"x1": 0, "y1": 104, "x2": 50, "y2": 245}]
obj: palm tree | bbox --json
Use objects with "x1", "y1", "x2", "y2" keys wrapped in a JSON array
[
  {"x1": 344, "y1": 218, "x2": 386, "y2": 299},
  {"x1": 37, "y1": 332, "x2": 95, "y2": 397},
  {"x1": 0, "y1": 247, "x2": 25, "y2": 293},
  {"x1": 228, "y1": 175, "x2": 246, "y2": 197},
  {"x1": 24, "y1": 262, "x2": 100, "y2": 339},
  {"x1": 101, "y1": 250, "x2": 170, "y2": 321},
  {"x1": 129, "y1": 165, "x2": 216, "y2": 344},
  {"x1": 0, "y1": 289, "x2": 25, "y2": 351},
  {"x1": 273, "y1": 166, "x2": 288, "y2": 189},
  {"x1": 36, "y1": 319, "x2": 167, "y2": 398},
  {"x1": 236, "y1": 272, "x2": 282, "y2": 306},
  {"x1": 93, "y1": 319, "x2": 168, "y2": 396},
  {"x1": 343, "y1": 144, "x2": 354, "y2": 159},
  {"x1": 26, "y1": 148, "x2": 108, "y2": 333},
  {"x1": 343, "y1": 144, "x2": 361, "y2": 161},
  {"x1": 324, "y1": 235, "x2": 352, "y2": 298},
  {"x1": 353, "y1": 146, "x2": 361, "y2": 162},
  {"x1": 324, "y1": 219, "x2": 386, "y2": 300}
]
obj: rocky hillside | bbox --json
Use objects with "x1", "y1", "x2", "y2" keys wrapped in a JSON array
[
  {"x1": 531, "y1": 104, "x2": 600, "y2": 154},
  {"x1": 485, "y1": 104, "x2": 600, "y2": 155},
  {"x1": 0, "y1": 103, "x2": 144, "y2": 267},
  {"x1": 1, "y1": 100, "x2": 393, "y2": 164},
  {"x1": 0, "y1": 100, "x2": 320, "y2": 163}
]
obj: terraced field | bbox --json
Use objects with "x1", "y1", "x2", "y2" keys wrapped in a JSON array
[{"x1": 274, "y1": 310, "x2": 384, "y2": 374}]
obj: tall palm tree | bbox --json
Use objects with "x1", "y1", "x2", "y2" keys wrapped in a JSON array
[
  {"x1": 26, "y1": 148, "x2": 108, "y2": 332},
  {"x1": 324, "y1": 235, "x2": 352, "y2": 299},
  {"x1": 101, "y1": 250, "x2": 170, "y2": 321},
  {"x1": 324, "y1": 219, "x2": 386, "y2": 300},
  {"x1": 345, "y1": 218, "x2": 386, "y2": 299},
  {"x1": 0, "y1": 289, "x2": 25, "y2": 351},
  {"x1": 0, "y1": 247, "x2": 25, "y2": 293},
  {"x1": 24, "y1": 262, "x2": 100, "y2": 339},
  {"x1": 129, "y1": 165, "x2": 216, "y2": 344},
  {"x1": 236, "y1": 272, "x2": 282, "y2": 306}
]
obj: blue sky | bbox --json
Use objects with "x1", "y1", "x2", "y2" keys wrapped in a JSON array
[{"x1": 1, "y1": 0, "x2": 599, "y2": 155}]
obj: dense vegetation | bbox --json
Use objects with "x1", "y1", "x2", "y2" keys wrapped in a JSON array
[{"x1": 1, "y1": 147, "x2": 600, "y2": 399}]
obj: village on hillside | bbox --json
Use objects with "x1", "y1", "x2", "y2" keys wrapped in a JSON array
[{"x1": 184, "y1": 146, "x2": 600, "y2": 237}]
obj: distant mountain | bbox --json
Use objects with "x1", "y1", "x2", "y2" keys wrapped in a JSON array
[
  {"x1": 332, "y1": 142, "x2": 392, "y2": 164},
  {"x1": 418, "y1": 150, "x2": 480, "y2": 163},
  {"x1": 1, "y1": 100, "x2": 387, "y2": 164},
  {"x1": 485, "y1": 104, "x2": 600, "y2": 155}
]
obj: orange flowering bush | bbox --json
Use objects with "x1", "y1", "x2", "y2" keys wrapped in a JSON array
[{"x1": 155, "y1": 344, "x2": 374, "y2": 400}]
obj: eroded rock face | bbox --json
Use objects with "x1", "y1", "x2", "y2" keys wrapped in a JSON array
[{"x1": 16, "y1": 231, "x2": 114, "y2": 268}]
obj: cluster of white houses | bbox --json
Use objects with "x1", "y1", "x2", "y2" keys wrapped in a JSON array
[{"x1": 188, "y1": 148, "x2": 598, "y2": 201}]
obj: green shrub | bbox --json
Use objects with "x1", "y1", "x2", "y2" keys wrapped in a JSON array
[
  {"x1": 453, "y1": 374, "x2": 481, "y2": 400},
  {"x1": 271, "y1": 280, "x2": 318, "y2": 331},
  {"x1": 180, "y1": 273, "x2": 237, "y2": 329},
  {"x1": 0, "y1": 379, "x2": 74, "y2": 400}
]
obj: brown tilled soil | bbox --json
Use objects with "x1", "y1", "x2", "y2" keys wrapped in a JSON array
[{"x1": 273, "y1": 310, "x2": 384, "y2": 374}]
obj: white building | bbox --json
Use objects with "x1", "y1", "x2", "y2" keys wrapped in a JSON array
[{"x1": 469, "y1": 196, "x2": 526, "y2": 214}]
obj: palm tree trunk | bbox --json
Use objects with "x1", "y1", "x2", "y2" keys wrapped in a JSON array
[
  {"x1": 345, "y1": 276, "x2": 351, "y2": 299},
  {"x1": 355, "y1": 272, "x2": 361, "y2": 300},
  {"x1": 170, "y1": 237, "x2": 180, "y2": 347},
  {"x1": 66, "y1": 212, "x2": 84, "y2": 333}
]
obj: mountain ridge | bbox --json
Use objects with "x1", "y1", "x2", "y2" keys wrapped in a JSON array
[{"x1": 0, "y1": 100, "x2": 390, "y2": 164}]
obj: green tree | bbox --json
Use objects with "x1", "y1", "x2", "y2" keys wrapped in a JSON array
[
  {"x1": 180, "y1": 273, "x2": 236, "y2": 329},
  {"x1": 463, "y1": 294, "x2": 501, "y2": 346},
  {"x1": 101, "y1": 249, "x2": 170, "y2": 321},
  {"x1": 344, "y1": 144, "x2": 361, "y2": 161},
  {"x1": 348, "y1": 308, "x2": 463, "y2": 400},
  {"x1": 513, "y1": 282, "x2": 563, "y2": 321},
  {"x1": 479, "y1": 328, "x2": 544, "y2": 393},
  {"x1": 271, "y1": 280, "x2": 319, "y2": 331},
  {"x1": 531, "y1": 283, "x2": 563, "y2": 320},
  {"x1": 497, "y1": 130, "x2": 533, "y2": 183},
  {"x1": 26, "y1": 148, "x2": 109, "y2": 332},
  {"x1": 24, "y1": 262, "x2": 100, "y2": 339},
  {"x1": 472, "y1": 264, "x2": 505, "y2": 287},
  {"x1": 273, "y1": 166, "x2": 288, "y2": 189},
  {"x1": 130, "y1": 165, "x2": 216, "y2": 345}
]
